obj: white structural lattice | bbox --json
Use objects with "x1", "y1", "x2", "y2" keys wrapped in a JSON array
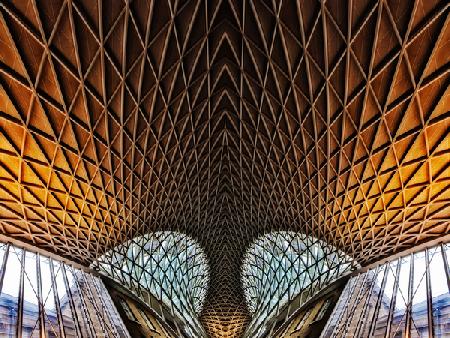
[
  {"x1": 93, "y1": 231, "x2": 210, "y2": 336},
  {"x1": 242, "y1": 231, "x2": 358, "y2": 337}
]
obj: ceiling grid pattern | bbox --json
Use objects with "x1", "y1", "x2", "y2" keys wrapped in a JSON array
[{"x1": 0, "y1": 0, "x2": 448, "y2": 336}]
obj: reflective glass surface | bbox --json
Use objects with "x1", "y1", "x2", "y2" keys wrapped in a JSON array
[
  {"x1": 0, "y1": 242, "x2": 129, "y2": 338},
  {"x1": 93, "y1": 231, "x2": 209, "y2": 336},
  {"x1": 241, "y1": 231, "x2": 358, "y2": 337},
  {"x1": 322, "y1": 243, "x2": 450, "y2": 338}
]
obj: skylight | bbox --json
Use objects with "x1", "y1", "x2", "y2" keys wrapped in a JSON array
[
  {"x1": 93, "y1": 231, "x2": 210, "y2": 336},
  {"x1": 241, "y1": 231, "x2": 358, "y2": 337}
]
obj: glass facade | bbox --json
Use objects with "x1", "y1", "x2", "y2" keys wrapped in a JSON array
[
  {"x1": 241, "y1": 231, "x2": 358, "y2": 337},
  {"x1": 93, "y1": 231, "x2": 209, "y2": 337},
  {"x1": 0, "y1": 242, "x2": 129, "y2": 338},
  {"x1": 321, "y1": 243, "x2": 450, "y2": 337}
]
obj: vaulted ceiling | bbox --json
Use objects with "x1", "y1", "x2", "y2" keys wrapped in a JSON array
[{"x1": 0, "y1": 0, "x2": 448, "y2": 336}]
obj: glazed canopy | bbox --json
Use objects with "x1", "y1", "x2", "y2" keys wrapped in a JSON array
[{"x1": 0, "y1": 0, "x2": 448, "y2": 336}]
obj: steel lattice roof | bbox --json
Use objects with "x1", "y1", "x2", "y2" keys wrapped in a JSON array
[{"x1": 0, "y1": 0, "x2": 448, "y2": 336}]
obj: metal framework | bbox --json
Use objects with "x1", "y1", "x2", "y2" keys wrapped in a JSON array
[
  {"x1": 0, "y1": 0, "x2": 448, "y2": 335},
  {"x1": 322, "y1": 243, "x2": 450, "y2": 337},
  {"x1": 241, "y1": 231, "x2": 357, "y2": 337},
  {"x1": 0, "y1": 241, "x2": 129, "y2": 337},
  {"x1": 93, "y1": 231, "x2": 209, "y2": 337}
]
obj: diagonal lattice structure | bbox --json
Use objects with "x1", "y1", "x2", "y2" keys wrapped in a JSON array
[
  {"x1": 93, "y1": 231, "x2": 210, "y2": 337},
  {"x1": 241, "y1": 231, "x2": 358, "y2": 337},
  {"x1": 0, "y1": 0, "x2": 448, "y2": 336}
]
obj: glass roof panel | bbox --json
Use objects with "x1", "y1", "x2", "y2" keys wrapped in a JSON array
[
  {"x1": 242, "y1": 231, "x2": 358, "y2": 337},
  {"x1": 92, "y1": 231, "x2": 210, "y2": 336}
]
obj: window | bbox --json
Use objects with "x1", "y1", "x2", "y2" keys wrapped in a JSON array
[
  {"x1": 295, "y1": 308, "x2": 313, "y2": 331},
  {"x1": 322, "y1": 243, "x2": 450, "y2": 338},
  {"x1": 138, "y1": 308, "x2": 156, "y2": 331},
  {"x1": 118, "y1": 298, "x2": 136, "y2": 321},
  {"x1": 313, "y1": 299, "x2": 331, "y2": 322},
  {"x1": 0, "y1": 242, "x2": 129, "y2": 338}
]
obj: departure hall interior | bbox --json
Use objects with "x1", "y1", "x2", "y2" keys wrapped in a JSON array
[{"x1": 0, "y1": 0, "x2": 448, "y2": 337}]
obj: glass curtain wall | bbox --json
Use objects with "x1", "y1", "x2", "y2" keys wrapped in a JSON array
[
  {"x1": 321, "y1": 243, "x2": 450, "y2": 337},
  {"x1": 93, "y1": 231, "x2": 210, "y2": 337},
  {"x1": 0, "y1": 242, "x2": 129, "y2": 338},
  {"x1": 241, "y1": 231, "x2": 358, "y2": 337}
]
